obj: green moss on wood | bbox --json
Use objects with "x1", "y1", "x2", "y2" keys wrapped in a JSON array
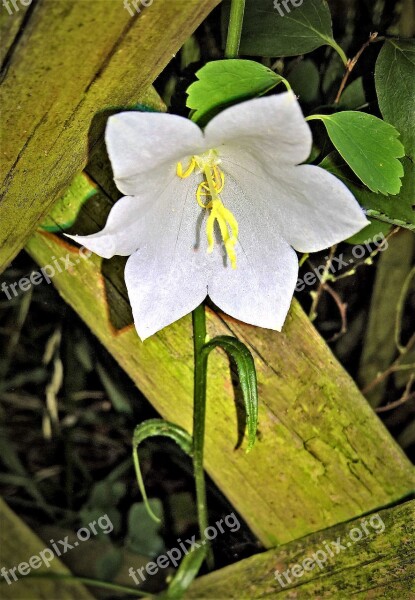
[
  {"x1": 25, "y1": 171, "x2": 415, "y2": 547},
  {"x1": 186, "y1": 500, "x2": 415, "y2": 599},
  {"x1": 0, "y1": 499, "x2": 95, "y2": 599},
  {"x1": 0, "y1": 0, "x2": 221, "y2": 273}
]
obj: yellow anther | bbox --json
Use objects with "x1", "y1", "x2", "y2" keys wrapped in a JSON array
[
  {"x1": 212, "y1": 166, "x2": 225, "y2": 193},
  {"x1": 176, "y1": 150, "x2": 239, "y2": 268},
  {"x1": 177, "y1": 158, "x2": 196, "y2": 178}
]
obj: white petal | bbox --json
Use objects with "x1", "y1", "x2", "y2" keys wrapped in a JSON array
[
  {"x1": 207, "y1": 176, "x2": 299, "y2": 331},
  {"x1": 65, "y1": 195, "x2": 155, "y2": 259},
  {"x1": 275, "y1": 165, "x2": 370, "y2": 252},
  {"x1": 123, "y1": 176, "x2": 210, "y2": 341},
  {"x1": 221, "y1": 155, "x2": 369, "y2": 253},
  {"x1": 105, "y1": 112, "x2": 205, "y2": 196},
  {"x1": 204, "y1": 92, "x2": 312, "y2": 168}
]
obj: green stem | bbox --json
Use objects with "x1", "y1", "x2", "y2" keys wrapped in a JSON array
[
  {"x1": 326, "y1": 37, "x2": 348, "y2": 66},
  {"x1": 22, "y1": 573, "x2": 149, "y2": 597},
  {"x1": 225, "y1": 0, "x2": 246, "y2": 58},
  {"x1": 189, "y1": 0, "x2": 247, "y2": 570},
  {"x1": 192, "y1": 304, "x2": 212, "y2": 566},
  {"x1": 305, "y1": 114, "x2": 329, "y2": 123}
]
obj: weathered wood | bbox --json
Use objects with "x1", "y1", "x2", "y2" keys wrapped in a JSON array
[
  {"x1": 186, "y1": 500, "x2": 415, "y2": 599},
  {"x1": 0, "y1": 0, "x2": 221, "y2": 273},
  {"x1": 0, "y1": 498, "x2": 95, "y2": 599},
  {"x1": 0, "y1": 0, "x2": 31, "y2": 65},
  {"x1": 24, "y1": 172, "x2": 415, "y2": 548},
  {"x1": 358, "y1": 229, "x2": 415, "y2": 406}
]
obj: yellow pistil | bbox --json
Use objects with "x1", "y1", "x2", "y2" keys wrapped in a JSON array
[{"x1": 177, "y1": 151, "x2": 239, "y2": 269}]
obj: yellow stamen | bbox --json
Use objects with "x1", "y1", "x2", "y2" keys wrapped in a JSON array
[
  {"x1": 196, "y1": 182, "x2": 213, "y2": 209},
  {"x1": 176, "y1": 151, "x2": 239, "y2": 269},
  {"x1": 177, "y1": 158, "x2": 196, "y2": 178},
  {"x1": 212, "y1": 166, "x2": 225, "y2": 193}
]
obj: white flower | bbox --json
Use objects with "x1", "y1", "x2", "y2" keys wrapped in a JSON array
[{"x1": 68, "y1": 92, "x2": 368, "y2": 341}]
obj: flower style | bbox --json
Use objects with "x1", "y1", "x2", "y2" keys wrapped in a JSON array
[{"x1": 68, "y1": 92, "x2": 368, "y2": 340}]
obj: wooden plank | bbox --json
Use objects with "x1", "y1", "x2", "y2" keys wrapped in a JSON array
[
  {"x1": 24, "y1": 173, "x2": 415, "y2": 548},
  {"x1": 0, "y1": 498, "x2": 95, "y2": 599},
  {"x1": 358, "y1": 229, "x2": 415, "y2": 406},
  {"x1": 186, "y1": 500, "x2": 415, "y2": 599},
  {"x1": 0, "y1": 0, "x2": 221, "y2": 273},
  {"x1": 0, "y1": 0, "x2": 31, "y2": 65}
]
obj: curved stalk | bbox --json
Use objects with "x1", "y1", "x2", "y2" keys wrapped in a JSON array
[{"x1": 192, "y1": 304, "x2": 212, "y2": 567}]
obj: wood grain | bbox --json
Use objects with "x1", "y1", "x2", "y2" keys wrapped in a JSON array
[
  {"x1": 186, "y1": 500, "x2": 415, "y2": 598},
  {"x1": 0, "y1": 0, "x2": 221, "y2": 273},
  {"x1": 0, "y1": 498, "x2": 95, "y2": 599},
  {"x1": 25, "y1": 171, "x2": 415, "y2": 547}
]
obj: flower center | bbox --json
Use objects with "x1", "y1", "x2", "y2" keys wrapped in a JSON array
[{"x1": 176, "y1": 150, "x2": 239, "y2": 269}]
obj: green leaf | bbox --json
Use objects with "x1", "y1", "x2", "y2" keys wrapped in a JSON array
[
  {"x1": 322, "y1": 53, "x2": 344, "y2": 94},
  {"x1": 88, "y1": 480, "x2": 127, "y2": 508},
  {"x1": 287, "y1": 59, "x2": 320, "y2": 103},
  {"x1": 339, "y1": 77, "x2": 366, "y2": 110},
  {"x1": 375, "y1": 39, "x2": 415, "y2": 160},
  {"x1": 40, "y1": 173, "x2": 97, "y2": 232},
  {"x1": 223, "y1": 0, "x2": 346, "y2": 62},
  {"x1": 96, "y1": 363, "x2": 132, "y2": 415},
  {"x1": 187, "y1": 60, "x2": 285, "y2": 126},
  {"x1": 80, "y1": 480, "x2": 127, "y2": 536},
  {"x1": 320, "y1": 152, "x2": 415, "y2": 231},
  {"x1": 160, "y1": 544, "x2": 207, "y2": 599},
  {"x1": 313, "y1": 111, "x2": 405, "y2": 194},
  {"x1": 202, "y1": 336, "x2": 258, "y2": 452},
  {"x1": 96, "y1": 547, "x2": 123, "y2": 582},
  {"x1": 126, "y1": 501, "x2": 165, "y2": 557},
  {"x1": 132, "y1": 419, "x2": 193, "y2": 523},
  {"x1": 181, "y1": 35, "x2": 201, "y2": 70},
  {"x1": 345, "y1": 219, "x2": 391, "y2": 246}
]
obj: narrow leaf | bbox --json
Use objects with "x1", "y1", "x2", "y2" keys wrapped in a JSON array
[
  {"x1": 313, "y1": 112, "x2": 405, "y2": 194},
  {"x1": 40, "y1": 174, "x2": 97, "y2": 232},
  {"x1": 202, "y1": 336, "x2": 258, "y2": 451},
  {"x1": 160, "y1": 543, "x2": 207, "y2": 599},
  {"x1": 97, "y1": 363, "x2": 132, "y2": 415},
  {"x1": 187, "y1": 59, "x2": 286, "y2": 126},
  {"x1": 132, "y1": 419, "x2": 193, "y2": 522}
]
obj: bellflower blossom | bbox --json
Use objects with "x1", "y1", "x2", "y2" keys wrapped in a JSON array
[{"x1": 68, "y1": 92, "x2": 369, "y2": 340}]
